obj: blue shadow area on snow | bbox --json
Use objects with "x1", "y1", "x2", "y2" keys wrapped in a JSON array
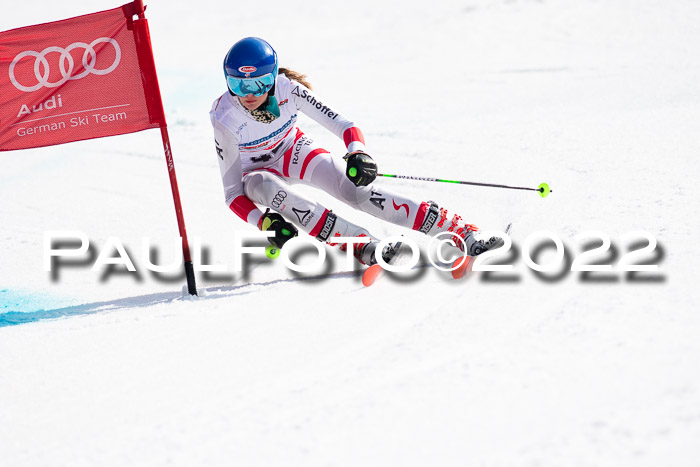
[{"x1": 0, "y1": 288, "x2": 179, "y2": 328}]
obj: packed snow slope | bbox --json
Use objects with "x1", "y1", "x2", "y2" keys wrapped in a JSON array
[{"x1": 1, "y1": 0, "x2": 699, "y2": 466}]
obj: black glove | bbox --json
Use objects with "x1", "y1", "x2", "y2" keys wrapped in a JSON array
[
  {"x1": 343, "y1": 151, "x2": 377, "y2": 187},
  {"x1": 258, "y1": 210, "x2": 298, "y2": 249}
]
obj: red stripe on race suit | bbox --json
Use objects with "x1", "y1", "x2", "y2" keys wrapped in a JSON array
[
  {"x1": 282, "y1": 149, "x2": 292, "y2": 177},
  {"x1": 213, "y1": 96, "x2": 223, "y2": 111},
  {"x1": 412, "y1": 201, "x2": 430, "y2": 231},
  {"x1": 283, "y1": 128, "x2": 304, "y2": 177},
  {"x1": 229, "y1": 195, "x2": 259, "y2": 223},
  {"x1": 262, "y1": 167, "x2": 283, "y2": 177},
  {"x1": 309, "y1": 209, "x2": 330, "y2": 237},
  {"x1": 243, "y1": 167, "x2": 283, "y2": 178},
  {"x1": 300, "y1": 148, "x2": 330, "y2": 180},
  {"x1": 343, "y1": 127, "x2": 365, "y2": 148}
]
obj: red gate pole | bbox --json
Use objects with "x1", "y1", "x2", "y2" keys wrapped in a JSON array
[
  {"x1": 130, "y1": 0, "x2": 197, "y2": 295},
  {"x1": 160, "y1": 126, "x2": 197, "y2": 295}
]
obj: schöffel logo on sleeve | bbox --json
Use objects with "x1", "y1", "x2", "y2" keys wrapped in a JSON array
[
  {"x1": 291, "y1": 86, "x2": 338, "y2": 120},
  {"x1": 9, "y1": 38, "x2": 121, "y2": 92}
]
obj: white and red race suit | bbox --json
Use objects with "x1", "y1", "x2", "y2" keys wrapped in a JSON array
[{"x1": 210, "y1": 73, "x2": 473, "y2": 245}]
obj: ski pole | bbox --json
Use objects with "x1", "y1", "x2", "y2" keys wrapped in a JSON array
[{"x1": 377, "y1": 173, "x2": 552, "y2": 198}]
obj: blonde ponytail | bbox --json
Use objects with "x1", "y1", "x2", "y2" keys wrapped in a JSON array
[{"x1": 279, "y1": 67, "x2": 313, "y2": 90}]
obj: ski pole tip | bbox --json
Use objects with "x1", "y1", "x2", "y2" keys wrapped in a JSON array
[{"x1": 538, "y1": 182, "x2": 551, "y2": 198}]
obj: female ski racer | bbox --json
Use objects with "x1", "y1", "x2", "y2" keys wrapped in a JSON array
[{"x1": 210, "y1": 37, "x2": 501, "y2": 266}]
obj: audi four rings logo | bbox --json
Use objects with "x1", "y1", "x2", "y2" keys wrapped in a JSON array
[
  {"x1": 9, "y1": 38, "x2": 121, "y2": 92},
  {"x1": 271, "y1": 191, "x2": 287, "y2": 208}
]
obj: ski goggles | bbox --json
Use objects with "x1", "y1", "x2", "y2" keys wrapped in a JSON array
[{"x1": 226, "y1": 72, "x2": 276, "y2": 97}]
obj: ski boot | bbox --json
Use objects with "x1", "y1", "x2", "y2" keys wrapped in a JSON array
[
  {"x1": 355, "y1": 238, "x2": 402, "y2": 266},
  {"x1": 450, "y1": 230, "x2": 505, "y2": 279},
  {"x1": 462, "y1": 230, "x2": 505, "y2": 256}
]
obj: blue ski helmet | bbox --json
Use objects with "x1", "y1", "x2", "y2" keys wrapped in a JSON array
[{"x1": 223, "y1": 37, "x2": 278, "y2": 97}]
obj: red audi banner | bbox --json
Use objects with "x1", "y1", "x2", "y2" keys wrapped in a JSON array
[
  {"x1": 0, "y1": 2, "x2": 197, "y2": 295},
  {"x1": 0, "y1": 2, "x2": 165, "y2": 151}
]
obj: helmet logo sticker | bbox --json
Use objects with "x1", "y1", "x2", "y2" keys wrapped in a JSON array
[{"x1": 239, "y1": 66, "x2": 257, "y2": 76}]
